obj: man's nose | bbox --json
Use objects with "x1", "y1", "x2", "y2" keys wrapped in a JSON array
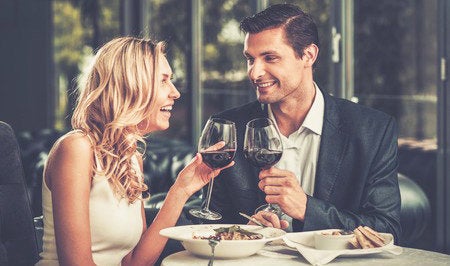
[{"x1": 248, "y1": 61, "x2": 265, "y2": 81}]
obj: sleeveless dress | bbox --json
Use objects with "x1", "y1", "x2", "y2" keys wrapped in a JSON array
[{"x1": 36, "y1": 134, "x2": 143, "y2": 266}]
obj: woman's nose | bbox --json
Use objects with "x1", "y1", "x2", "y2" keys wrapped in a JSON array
[{"x1": 170, "y1": 83, "x2": 181, "y2": 99}]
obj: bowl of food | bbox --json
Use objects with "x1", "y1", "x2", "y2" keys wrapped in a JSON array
[
  {"x1": 314, "y1": 229, "x2": 355, "y2": 250},
  {"x1": 160, "y1": 224, "x2": 286, "y2": 259}
]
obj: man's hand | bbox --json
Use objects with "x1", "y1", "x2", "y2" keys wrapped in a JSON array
[
  {"x1": 249, "y1": 211, "x2": 289, "y2": 229},
  {"x1": 258, "y1": 167, "x2": 307, "y2": 221}
]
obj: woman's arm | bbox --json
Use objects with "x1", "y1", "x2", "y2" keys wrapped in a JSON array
[
  {"x1": 122, "y1": 153, "x2": 234, "y2": 266},
  {"x1": 45, "y1": 133, "x2": 96, "y2": 266}
]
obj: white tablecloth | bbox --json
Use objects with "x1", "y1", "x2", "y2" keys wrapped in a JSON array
[{"x1": 162, "y1": 246, "x2": 450, "y2": 266}]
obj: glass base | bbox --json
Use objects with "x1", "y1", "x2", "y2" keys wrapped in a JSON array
[
  {"x1": 255, "y1": 204, "x2": 283, "y2": 218},
  {"x1": 189, "y1": 208, "x2": 222, "y2": 220}
]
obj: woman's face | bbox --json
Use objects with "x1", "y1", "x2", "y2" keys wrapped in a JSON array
[{"x1": 138, "y1": 56, "x2": 180, "y2": 134}]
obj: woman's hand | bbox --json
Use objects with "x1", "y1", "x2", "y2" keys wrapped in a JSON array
[
  {"x1": 173, "y1": 149, "x2": 234, "y2": 199},
  {"x1": 248, "y1": 211, "x2": 289, "y2": 229}
]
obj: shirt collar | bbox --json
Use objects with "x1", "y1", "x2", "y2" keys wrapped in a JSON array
[
  {"x1": 268, "y1": 82, "x2": 324, "y2": 136},
  {"x1": 302, "y1": 83, "x2": 324, "y2": 135}
]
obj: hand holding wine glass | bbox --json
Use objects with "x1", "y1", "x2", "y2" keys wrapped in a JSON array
[
  {"x1": 189, "y1": 118, "x2": 237, "y2": 220},
  {"x1": 243, "y1": 118, "x2": 284, "y2": 217}
]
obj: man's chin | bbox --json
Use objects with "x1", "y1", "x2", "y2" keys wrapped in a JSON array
[{"x1": 257, "y1": 95, "x2": 273, "y2": 104}]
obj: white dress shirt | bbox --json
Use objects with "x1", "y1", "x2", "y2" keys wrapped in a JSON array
[{"x1": 267, "y1": 83, "x2": 324, "y2": 229}]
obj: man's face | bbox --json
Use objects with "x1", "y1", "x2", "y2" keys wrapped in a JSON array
[{"x1": 243, "y1": 27, "x2": 309, "y2": 104}]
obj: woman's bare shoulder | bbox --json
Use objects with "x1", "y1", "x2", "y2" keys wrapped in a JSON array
[
  {"x1": 45, "y1": 131, "x2": 95, "y2": 189},
  {"x1": 51, "y1": 131, "x2": 94, "y2": 155}
]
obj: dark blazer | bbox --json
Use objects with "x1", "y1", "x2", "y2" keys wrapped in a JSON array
[{"x1": 209, "y1": 91, "x2": 401, "y2": 242}]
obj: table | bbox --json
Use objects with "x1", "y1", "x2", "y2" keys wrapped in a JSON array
[{"x1": 162, "y1": 246, "x2": 450, "y2": 266}]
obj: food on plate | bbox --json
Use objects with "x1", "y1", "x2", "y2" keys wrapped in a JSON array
[
  {"x1": 193, "y1": 225, "x2": 263, "y2": 240},
  {"x1": 321, "y1": 230, "x2": 353, "y2": 236},
  {"x1": 348, "y1": 236, "x2": 361, "y2": 249},
  {"x1": 350, "y1": 226, "x2": 387, "y2": 249},
  {"x1": 314, "y1": 229, "x2": 355, "y2": 250}
]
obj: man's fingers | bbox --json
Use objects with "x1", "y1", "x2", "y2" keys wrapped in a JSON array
[
  {"x1": 263, "y1": 185, "x2": 286, "y2": 195},
  {"x1": 280, "y1": 220, "x2": 289, "y2": 229},
  {"x1": 252, "y1": 211, "x2": 289, "y2": 229},
  {"x1": 259, "y1": 177, "x2": 296, "y2": 191},
  {"x1": 259, "y1": 167, "x2": 293, "y2": 179},
  {"x1": 259, "y1": 211, "x2": 282, "y2": 228}
]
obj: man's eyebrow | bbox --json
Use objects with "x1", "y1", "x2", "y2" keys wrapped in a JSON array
[
  {"x1": 260, "y1": 50, "x2": 278, "y2": 56},
  {"x1": 243, "y1": 50, "x2": 278, "y2": 57}
]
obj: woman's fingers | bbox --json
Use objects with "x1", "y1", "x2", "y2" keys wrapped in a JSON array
[
  {"x1": 208, "y1": 161, "x2": 235, "y2": 179},
  {"x1": 202, "y1": 141, "x2": 226, "y2": 152}
]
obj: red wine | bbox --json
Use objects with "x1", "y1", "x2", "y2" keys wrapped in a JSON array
[
  {"x1": 244, "y1": 148, "x2": 282, "y2": 169},
  {"x1": 200, "y1": 149, "x2": 236, "y2": 169}
]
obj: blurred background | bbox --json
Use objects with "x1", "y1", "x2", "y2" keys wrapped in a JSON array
[{"x1": 0, "y1": 0, "x2": 449, "y2": 254}]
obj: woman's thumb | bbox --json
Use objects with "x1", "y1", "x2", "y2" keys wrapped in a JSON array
[{"x1": 192, "y1": 153, "x2": 203, "y2": 165}]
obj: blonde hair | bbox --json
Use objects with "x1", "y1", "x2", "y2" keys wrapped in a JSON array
[{"x1": 72, "y1": 37, "x2": 165, "y2": 203}]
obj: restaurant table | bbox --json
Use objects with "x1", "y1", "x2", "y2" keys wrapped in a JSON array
[{"x1": 161, "y1": 246, "x2": 450, "y2": 266}]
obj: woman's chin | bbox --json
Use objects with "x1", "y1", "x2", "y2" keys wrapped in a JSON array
[{"x1": 157, "y1": 122, "x2": 170, "y2": 131}]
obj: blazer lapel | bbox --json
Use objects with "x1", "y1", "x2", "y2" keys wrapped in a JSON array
[{"x1": 314, "y1": 94, "x2": 349, "y2": 202}]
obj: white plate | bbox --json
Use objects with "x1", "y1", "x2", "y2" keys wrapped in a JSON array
[
  {"x1": 160, "y1": 224, "x2": 286, "y2": 259},
  {"x1": 285, "y1": 230, "x2": 395, "y2": 256}
]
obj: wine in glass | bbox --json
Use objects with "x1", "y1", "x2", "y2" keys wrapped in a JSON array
[
  {"x1": 189, "y1": 118, "x2": 237, "y2": 220},
  {"x1": 243, "y1": 118, "x2": 283, "y2": 216}
]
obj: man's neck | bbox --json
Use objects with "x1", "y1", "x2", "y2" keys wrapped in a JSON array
[{"x1": 271, "y1": 83, "x2": 316, "y2": 137}]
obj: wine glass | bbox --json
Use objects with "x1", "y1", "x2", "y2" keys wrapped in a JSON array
[
  {"x1": 243, "y1": 118, "x2": 283, "y2": 217},
  {"x1": 189, "y1": 117, "x2": 237, "y2": 220}
]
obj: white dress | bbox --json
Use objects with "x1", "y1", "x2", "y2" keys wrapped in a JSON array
[{"x1": 36, "y1": 153, "x2": 143, "y2": 266}]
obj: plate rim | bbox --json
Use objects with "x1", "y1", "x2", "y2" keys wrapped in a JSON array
[
  {"x1": 284, "y1": 230, "x2": 394, "y2": 256},
  {"x1": 160, "y1": 223, "x2": 286, "y2": 243}
]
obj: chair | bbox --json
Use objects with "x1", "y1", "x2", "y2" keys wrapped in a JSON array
[
  {"x1": 398, "y1": 173, "x2": 431, "y2": 246},
  {"x1": 0, "y1": 121, "x2": 39, "y2": 265}
]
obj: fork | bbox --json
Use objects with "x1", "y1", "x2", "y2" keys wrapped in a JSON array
[
  {"x1": 239, "y1": 212, "x2": 267, "y2": 227},
  {"x1": 208, "y1": 238, "x2": 219, "y2": 266}
]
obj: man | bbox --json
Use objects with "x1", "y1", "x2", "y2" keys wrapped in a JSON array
[{"x1": 208, "y1": 4, "x2": 401, "y2": 241}]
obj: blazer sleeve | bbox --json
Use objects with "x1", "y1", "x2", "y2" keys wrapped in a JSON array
[{"x1": 296, "y1": 117, "x2": 402, "y2": 243}]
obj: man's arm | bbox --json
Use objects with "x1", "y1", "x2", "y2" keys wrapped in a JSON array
[{"x1": 300, "y1": 117, "x2": 401, "y2": 242}]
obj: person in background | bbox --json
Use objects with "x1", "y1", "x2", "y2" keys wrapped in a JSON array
[
  {"x1": 208, "y1": 3, "x2": 401, "y2": 241},
  {"x1": 36, "y1": 37, "x2": 233, "y2": 266}
]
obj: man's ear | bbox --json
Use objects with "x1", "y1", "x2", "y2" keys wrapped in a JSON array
[{"x1": 303, "y1": 44, "x2": 319, "y2": 67}]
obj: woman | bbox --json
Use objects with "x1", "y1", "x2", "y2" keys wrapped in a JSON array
[{"x1": 36, "y1": 37, "x2": 233, "y2": 265}]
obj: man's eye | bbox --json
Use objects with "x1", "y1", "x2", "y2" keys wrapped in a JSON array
[
  {"x1": 265, "y1": 56, "x2": 277, "y2": 61},
  {"x1": 246, "y1": 58, "x2": 254, "y2": 64}
]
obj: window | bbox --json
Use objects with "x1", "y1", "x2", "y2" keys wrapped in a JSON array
[
  {"x1": 144, "y1": 0, "x2": 190, "y2": 140},
  {"x1": 354, "y1": 0, "x2": 438, "y2": 142},
  {"x1": 53, "y1": 0, "x2": 120, "y2": 129},
  {"x1": 202, "y1": 0, "x2": 253, "y2": 121}
]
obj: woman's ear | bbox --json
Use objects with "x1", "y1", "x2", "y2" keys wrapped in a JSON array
[{"x1": 303, "y1": 44, "x2": 319, "y2": 68}]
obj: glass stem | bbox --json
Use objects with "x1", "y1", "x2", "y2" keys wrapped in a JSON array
[{"x1": 203, "y1": 177, "x2": 215, "y2": 210}]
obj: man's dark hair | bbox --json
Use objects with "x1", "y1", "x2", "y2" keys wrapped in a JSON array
[{"x1": 240, "y1": 4, "x2": 320, "y2": 64}]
